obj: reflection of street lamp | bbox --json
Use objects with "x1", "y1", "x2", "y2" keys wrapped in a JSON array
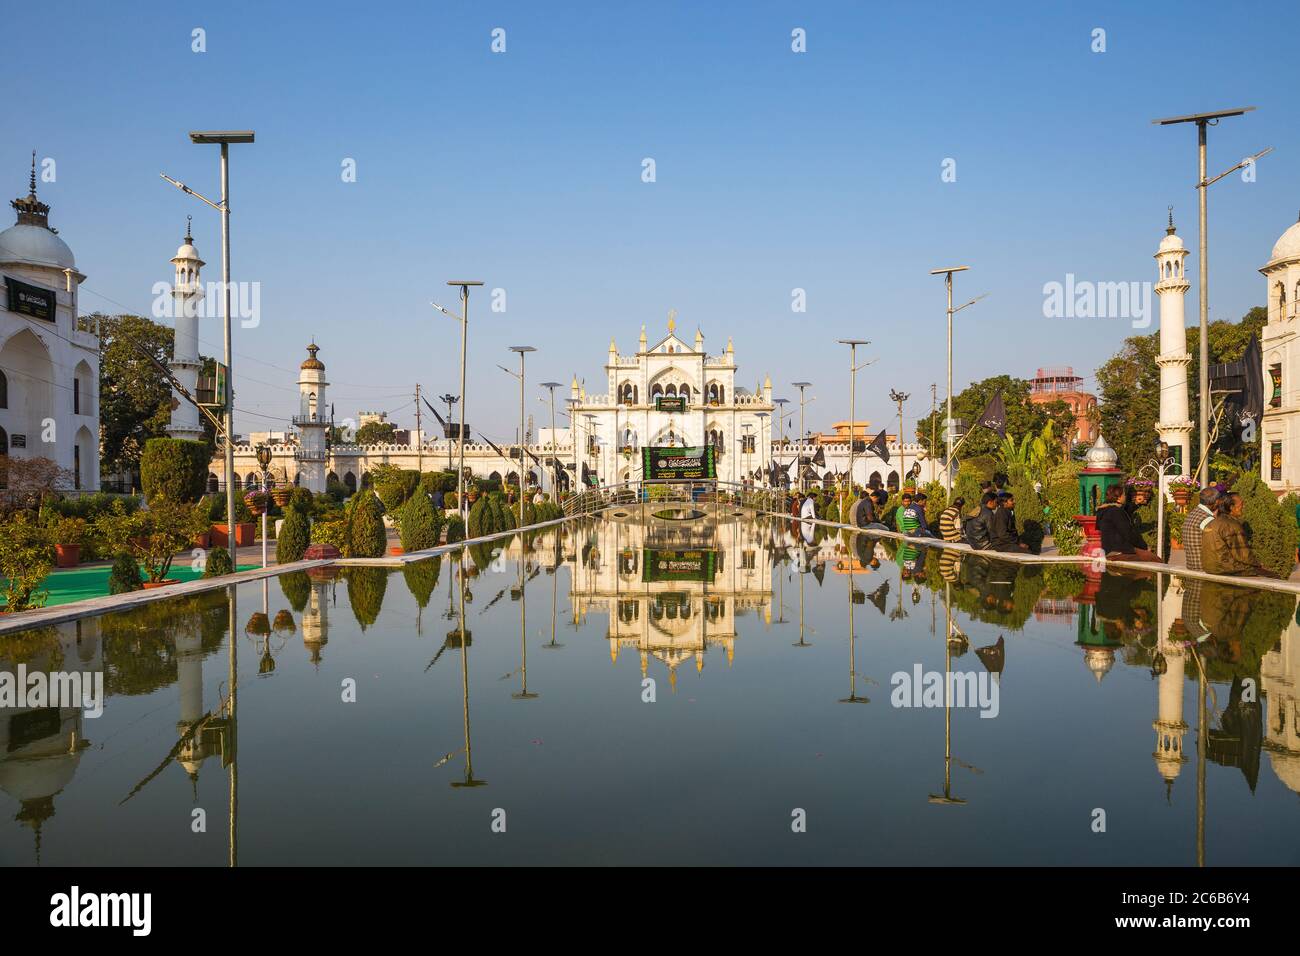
[
  {"x1": 1140, "y1": 440, "x2": 1178, "y2": 560},
  {"x1": 255, "y1": 442, "x2": 273, "y2": 569}
]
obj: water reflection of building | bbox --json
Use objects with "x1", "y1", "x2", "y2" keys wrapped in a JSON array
[
  {"x1": 0, "y1": 620, "x2": 101, "y2": 861},
  {"x1": 1152, "y1": 581, "x2": 1188, "y2": 796},
  {"x1": 569, "y1": 513, "x2": 772, "y2": 688},
  {"x1": 1261, "y1": 613, "x2": 1300, "y2": 794},
  {"x1": 302, "y1": 568, "x2": 337, "y2": 665}
]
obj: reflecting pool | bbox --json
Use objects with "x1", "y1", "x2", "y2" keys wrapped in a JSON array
[{"x1": 3, "y1": 512, "x2": 1299, "y2": 866}]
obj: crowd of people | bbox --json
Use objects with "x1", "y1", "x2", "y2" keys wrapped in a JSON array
[{"x1": 785, "y1": 473, "x2": 1286, "y2": 581}]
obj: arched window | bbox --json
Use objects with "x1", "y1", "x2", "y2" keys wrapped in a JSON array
[
  {"x1": 651, "y1": 383, "x2": 663, "y2": 400},
  {"x1": 245, "y1": 473, "x2": 258, "y2": 489},
  {"x1": 665, "y1": 383, "x2": 677, "y2": 397},
  {"x1": 308, "y1": 391, "x2": 318, "y2": 419},
  {"x1": 344, "y1": 472, "x2": 357, "y2": 492}
]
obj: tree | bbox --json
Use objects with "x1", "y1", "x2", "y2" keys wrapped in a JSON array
[
  {"x1": 140, "y1": 437, "x2": 209, "y2": 503},
  {"x1": 348, "y1": 493, "x2": 387, "y2": 558},
  {"x1": 276, "y1": 504, "x2": 310, "y2": 564},
  {"x1": 916, "y1": 375, "x2": 1074, "y2": 464},
  {"x1": 399, "y1": 493, "x2": 441, "y2": 551},
  {"x1": 0, "y1": 515, "x2": 54, "y2": 610},
  {"x1": 355, "y1": 420, "x2": 397, "y2": 445},
  {"x1": 0, "y1": 456, "x2": 74, "y2": 509},
  {"x1": 97, "y1": 313, "x2": 215, "y2": 488},
  {"x1": 1096, "y1": 306, "x2": 1267, "y2": 474}
]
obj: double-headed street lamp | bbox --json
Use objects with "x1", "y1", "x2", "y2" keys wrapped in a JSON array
[
  {"x1": 439, "y1": 393, "x2": 459, "y2": 470},
  {"x1": 539, "y1": 382, "x2": 564, "y2": 499},
  {"x1": 772, "y1": 398, "x2": 790, "y2": 487},
  {"x1": 889, "y1": 388, "x2": 910, "y2": 490},
  {"x1": 433, "y1": 281, "x2": 485, "y2": 519},
  {"x1": 929, "y1": 265, "x2": 986, "y2": 492},
  {"x1": 162, "y1": 129, "x2": 254, "y2": 568},
  {"x1": 1152, "y1": 107, "x2": 1272, "y2": 484},
  {"x1": 836, "y1": 341, "x2": 872, "y2": 502},
  {"x1": 498, "y1": 346, "x2": 537, "y2": 528},
  {"x1": 254, "y1": 443, "x2": 273, "y2": 568},
  {"x1": 1140, "y1": 440, "x2": 1179, "y2": 561},
  {"x1": 791, "y1": 382, "x2": 813, "y2": 493}
]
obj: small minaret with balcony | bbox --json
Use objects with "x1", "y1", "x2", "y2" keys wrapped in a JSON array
[
  {"x1": 294, "y1": 343, "x2": 329, "y2": 492},
  {"x1": 1155, "y1": 207, "x2": 1193, "y2": 476},
  {"x1": 168, "y1": 217, "x2": 205, "y2": 442}
]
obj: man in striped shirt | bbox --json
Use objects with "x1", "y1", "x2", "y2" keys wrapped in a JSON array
[
  {"x1": 1180, "y1": 486, "x2": 1220, "y2": 572},
  {"x1": 938, "y1": 497, "x2": 966, "y2": 542}
]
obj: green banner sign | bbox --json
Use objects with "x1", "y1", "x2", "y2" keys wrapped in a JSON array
[
  {"x1": 642, "y1": 445, "x2": 716, "y2": 480},
  {"x1": 6, "y1": 275, "x2": 56, "y2": 322},
  {"x1": 655, "y1": 395, "x2": 686, "y2": 413},
  {"x1": 642, "y1": 549, "x2": 717, "y2": 583}
]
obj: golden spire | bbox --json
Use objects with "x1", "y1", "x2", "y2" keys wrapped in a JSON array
[{"x1": 667, "y1": 308, "x2": 677, "y2": 333}]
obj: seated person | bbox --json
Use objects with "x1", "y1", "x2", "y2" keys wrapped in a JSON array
[
  {"x1": 1203, "y1": 492, "x2": 1282, "y2": 578},
  {"x1": 1095, "y1": 484, "x2": 1163, "y2": 563},
  {"x1": 938, "y1": 497, "x2": 966, "y2": 543},
  {"x1": 964, "y1": 492, "x2": 1000, "y2": 551}
]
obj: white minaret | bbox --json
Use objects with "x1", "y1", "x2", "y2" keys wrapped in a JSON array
[
  {"x1": 294, "y1": 343, "x2": 329, "y2": 492},
  {"x1": 1152, "y1": 584, "x2": 1188, "y2": 799},
  {"x1": 168, "y1": 216, "x2": 205, "y2": 441},
  {"x1": 1155, "y1": 207, "x2": 1193, "y2": 476}
]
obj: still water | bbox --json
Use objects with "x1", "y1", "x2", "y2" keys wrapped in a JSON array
[{"x1": 3, "y1": 512, "x2": 1298, "y2": 866}]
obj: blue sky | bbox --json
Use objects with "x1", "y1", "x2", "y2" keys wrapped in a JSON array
[{"x1": 8, "y1": 0, "x2": 1299, "y2": 443}]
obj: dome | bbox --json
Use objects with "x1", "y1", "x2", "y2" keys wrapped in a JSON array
[
  {"x1": 300, "y1": 342, "x2": 325, "y2": 371},
  {"x1": 1269, "y1": 218, "x2": 1300, "y2": 264},
  {"x1": 1084, "y1": 647, "x2": 1115, "y2": 682},
  {"x1": 1158, "y1": 231, "x2": 1185, "y2": 254},
  {"x1": 0, "y1": 222, "x2": 75, "y2": 271},
  {"x1": 1083, "y1": 433, "x2": 1119, "y2": 470},
  {"x1": 173, "y1": 241, "x2": 203, "y2": 263}
]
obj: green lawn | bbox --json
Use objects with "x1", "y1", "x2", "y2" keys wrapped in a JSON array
[{"x1": 2, "y1": 563, "x2": 259, "y2": 608}]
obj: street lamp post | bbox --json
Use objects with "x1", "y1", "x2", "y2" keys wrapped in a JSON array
[
  {"x1": 505, "y1": 346, "x2": 536, "y2": 528},
  {"x1": 539, "y1": 382, "x2": 563, "y2": 500},
  {"x1": 255, "y1": 443, "x2": 273, "y2": 568},
  {"x1": 163, "y1": 129, "x2": 254, "y2": 568},
  {"x1": 567, "y1": 398, "x2": 581, "y2": 495},
  {"x1": 434, "y1": 281, "x2": 485, "y2": 520},
  {"x1": 773, "y1": 398, "x2": 789, "y2": 488},
  {"x1": 1140, "y1": 440, "x2": 1178, "y2": 560},
  {"x1": 792, "y1": 382, "x2": 812, "y2": 493},
  {"x1": 439, "y1": 393, "x2": 459, "y2": 470},
  {"x1": 890, "y1": 389, "x2": 910, "y2": 491},
  {"x1": 1152, "y1": 107, "x2": 1271, "y2": 484},
  {"x1": 836, "y1": 341, "x2": 870, "y2": 507},
  {"x1": 755, "y1": 412, "x2": 769, "y2": 491},
  {"x1": 929, "y1": 266, "x2": 985, "y2": 493}
]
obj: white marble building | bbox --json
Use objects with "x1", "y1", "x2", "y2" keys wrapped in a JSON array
[
  {"x1": 0, "y1": 157, "x2": 99, "y2": 491},
  {"x1": 1261, "y1": 214, "x2": 1300, "y2": 493},
  {"x1": 569, "y1": 314, "x2": 775, "y2": 486}
]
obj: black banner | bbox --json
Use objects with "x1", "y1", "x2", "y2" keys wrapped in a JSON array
[
  {"x1": 6, "y1": 275, "x2": 56, "y2": 322},
  {"x1": 642, "y1": 445, "x2": 716, "y2": 480}
]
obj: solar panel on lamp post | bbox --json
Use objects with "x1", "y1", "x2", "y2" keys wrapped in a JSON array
[
  {"x1": 792, "y1": 383, "x2": 812, "y2": 493},
  {"x1": 836, "y1": 341, "x2": 870, "y2": 506}
]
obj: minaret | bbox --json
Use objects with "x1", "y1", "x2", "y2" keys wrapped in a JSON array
[
  {"x1": 167, "y1": 218, "x2": 205, "y2": 441},
  {"x1": 294, "y1": 343, "x2": 329, "y2": 492},
  {"x1": 1155, "y1": 207, "x2": 1193, "y2": 476},
  {"x1": 1152, "y1": 636, "x2": 1188, "y2": 800}
]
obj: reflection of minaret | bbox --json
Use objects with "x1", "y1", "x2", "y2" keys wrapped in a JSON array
[
  {"x1": 302, "y1": 571, "x2": 333, "y2": 666},
  {"x1": 176, "y1": 631, "x2": 211, "y2": 787},
  {"x1": 1261, "y1": 615, "x2": 1300, "y2": 793},
  {"x1": 1152, "y1": 643, "x2": 1188, "y2": 801}
]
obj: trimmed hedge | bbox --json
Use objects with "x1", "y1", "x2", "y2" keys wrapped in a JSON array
[
  {"x1": 348, "y1": 493, "x2": 387, "y2": 558},
  {"x1": 203, "y1": 547, "x2": 233, "y2": 577},
  {"x1": 399, "y1": 493, "x2": 442, "y2": 552},
  {"x1": 141, "y1": 438, "x2": 209, "y2": 504},
  {"x1": 108, "y1": 552, "x2": 143, "y2": 594},
  {"x1": 276, "y1": 505, "x2": 310, "y2": 564}
]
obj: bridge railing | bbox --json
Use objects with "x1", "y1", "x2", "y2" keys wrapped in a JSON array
[{"x1": 561, "y1": 480, "x2": 793, "y2": 518}]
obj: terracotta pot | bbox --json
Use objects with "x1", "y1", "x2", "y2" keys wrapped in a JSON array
[
  {"x1": 388, "y1": 546, "x2": 405, "y2": 556},
  {"x1": 1170, "y1": 539, "x2": 1183, "y2": 551},
  {"x1": 193, "y1": 531, "x2": 211, "y2": 549},
  {"x1": 142, "y1": 579, "x2": 180, "y2": 589},
  {"x1": 271, "y1": 488, "x2": 293, "y2": 507},
  {"x1": 1132, "y1": 488, "x2": 1151, "y2": 505},
  {"x1": 211, "y1": 523, "x2": 256, "y2": 547},
  {"x1": 1171, "y1": 488, "x2": 1194, "y2": 509},
  {"x1": 54, "y1": 543, "x2": 81, "y2": 568}
]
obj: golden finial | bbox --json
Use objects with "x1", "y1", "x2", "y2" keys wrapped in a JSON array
[{"x1": 667, "y1": 308, "x2": 677, "y2": 333}]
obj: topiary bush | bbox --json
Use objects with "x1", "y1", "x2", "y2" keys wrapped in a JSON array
[
  {"x1": 399, "y1": 492, "x2": 442, "y2": 552},
  {"x1": 140, "y1": 437, "x2": 210, "y2": 504},
  {"x1": 203, "y1": 546, "x2": 233, "y2": 577},
  {"x1": 467, "y1": 496, "x2": 490, "y2": 538},
  {"x1": 1233, "y1": 470, "x2": 1299, "y2": 578},
  {"x1": 444, "y1": 515, "x2": 466, "y2": 543},
  {"x1": 276, "y1": 504, "x2": 310, "y2": 564},
  {"x1": 348, "y1": 493, "x2": 388, "y2": 558},
  {"x1": 279, "y1": 570, "x2": 311, "y2": 611},
  {"x1": 108, "y1": 551, "x2": 143, "y2": 595}
]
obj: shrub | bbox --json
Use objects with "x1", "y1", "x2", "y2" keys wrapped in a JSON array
[
  {"x1": 325, "y1": 478, "x2": 349, "y2": 501},
  {"x1": 444, "y1": 491, "x2": 459, "y2": 511},
  {"x1": 0, "y1": 515, "x2": 54, "y2": 610},
  {"x1": 289, "y1": 488, "x2": 314, "y2": 512},
  {"x1": 140, "y1": 438, "x2": 209, "y2": 504},
  {"x1": 346, "y1": 567, "x2": 388, "y2": 630},
  {"x1": 96, "y1": 498, "x2": 205, "y2": 582},
  {"x1": 444, "y1": 515, "x2": 466, "y2": 543},
  {"x1": 108, "y1": 552, "x2": 143, "y2": 594},
  {"x1": 310, "y1": 516, "x2": 350, "y2": 554},
  {"x1": 205, "y1": 492, "x2": 253, "y2": 524},
  {"x1": 399, "y1": 493, "x2": 442, "y2": 551},
  {"x1": 402, "y1": 557, "x2": 442, "y2": 608},
  {"x1": 1045, "y1": 475, "x2": 1083, "y2": 555},
  {"x1": 467, "y1": 496, "x2": 490, "y2": 538},
  {"x1": 276, "y1": 505, "x2": 311, "y2": 564},
  {"x1": 203, "y1": 547, "x2": 233, "y2": 577},
  {"x1": 374, "y1": 467, "x2": 420, "y2": 513},
  {"x1": 1233, "y1": 470, "x2": 1299, "y2": 578},
  {"x1": 348, "y1": 493, "x2": 387, "y2": 558}
]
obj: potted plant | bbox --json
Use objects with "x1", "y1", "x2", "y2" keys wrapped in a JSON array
[
  {"x1": 52, "y1": 516, "x2": 88, "y2": 568},
  {"x1": 1169, "y1": 475, "x2": 1199, "y2": 510},
  {"x1": 271, "y1": 484, "x2": 294, "y2": 507},
  {"x1": 244, "y1": 490, "x2": 269, "y2": 517},
  {"x1": 97, "y1": 498, "x2": 204, "y2": 587},
  {"x1": 1125, "y1": 477, "x2": 1154, "y2": 506},
  {"x1": 209, "y1": 493, "x2": 256, "y2": 547}
]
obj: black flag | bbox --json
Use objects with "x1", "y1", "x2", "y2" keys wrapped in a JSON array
[
  {"x1": 1241, "y1": 333, "x2": 1264, "y2": 426},
  {"x1": 811, "y1": 445, "x2": 826, "y2": 468},
  {"x1": 866, "y1": 428, "x2": 890, "y2": 464},
  {"x1": 976, "y1": 390, "x2": 1007, "y2": 438}
]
